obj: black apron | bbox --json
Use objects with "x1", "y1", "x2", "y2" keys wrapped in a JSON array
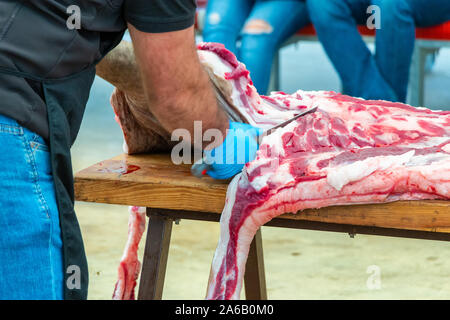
[
  {"x1": 43, "y1": 67, "x2": 96, "y2": 300},
  {"x1": 0, "y1": 66, "x2": 96, "y2": 300}
]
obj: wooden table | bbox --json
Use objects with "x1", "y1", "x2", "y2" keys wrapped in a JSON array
[{"x1": 75, "y1": 153, "x2": 450, "y2": 300}]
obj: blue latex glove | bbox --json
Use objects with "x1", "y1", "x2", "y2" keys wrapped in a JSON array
[{"x1": 204, "y1": 121, "x2": 263, "y2": 180}]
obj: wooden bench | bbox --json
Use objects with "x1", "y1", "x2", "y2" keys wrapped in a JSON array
[
  {"x1": 74, "y1": 153, "x2": 450, "y2": 300},
  {"x1": 195, "y1": 3, "x2": 450, "y2": 107}
]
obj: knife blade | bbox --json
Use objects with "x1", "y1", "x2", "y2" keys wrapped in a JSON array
[{"x1": 258, "y1": 106, "x2": 318, "y2": 142}]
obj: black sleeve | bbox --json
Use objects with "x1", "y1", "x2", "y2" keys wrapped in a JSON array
[{"x1": 124, "y1": 0, "x2": 197, "y2": 33}]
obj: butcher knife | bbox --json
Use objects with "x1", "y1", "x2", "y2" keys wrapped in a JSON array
[
  {"x1": 257, "y1": 106, "x2": 318, "y2": 143},
  {"x1": 191, "y1": 106, "x2": 318, "y2": 178}
]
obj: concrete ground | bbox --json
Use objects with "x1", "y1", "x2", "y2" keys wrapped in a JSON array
[{"x1": 72, "y1": 43, "x2": 450, "y2": 300}]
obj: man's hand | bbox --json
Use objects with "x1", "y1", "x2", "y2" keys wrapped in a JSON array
[
  {"x1": 128, "y1": 24, "x2": 229, "y2": 146},
  {"x1": 204, "y1": 121, "x2": 263, "y2": 180}
]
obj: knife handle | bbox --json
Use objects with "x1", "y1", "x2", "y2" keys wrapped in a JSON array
[{"x1": 191, "y1": 158, "x2": 213, "y2": 178}]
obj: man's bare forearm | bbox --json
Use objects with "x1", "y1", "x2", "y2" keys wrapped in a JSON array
[{"x1": 129, "y1": 24, "x2": 229, "y2": 146}]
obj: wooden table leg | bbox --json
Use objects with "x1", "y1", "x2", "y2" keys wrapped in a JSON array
[
  {"x1": 244, "y1": 228, "x2": 268, "y2": 300},
  {"x1": 138, "y1": 208, "x2": 173, "y2": 300}
]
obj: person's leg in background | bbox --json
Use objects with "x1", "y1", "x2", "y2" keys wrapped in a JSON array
[
  {"x1": 374, "y1": 0, "x2": 450, "y2": 103},
  {"x1": 306, "y1": 0, "x2": 397, "y2": 101},
  {"x1": 202, "y1": 0, "x2": 255, "y2": 54},
  {"x1": 0, "y1": 114, "x2": 64, "y2": 300},
  {"x1": 239, "y1": 0, "x2": 310, "y2": 94}
]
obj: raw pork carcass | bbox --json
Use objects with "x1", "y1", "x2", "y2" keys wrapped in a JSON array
[
  {"x1": 199, "y1": 44, "x2": 450, "y2": 300},
  {"x1": 100, "y1": 42, "x2": 450, "y2": 300}
]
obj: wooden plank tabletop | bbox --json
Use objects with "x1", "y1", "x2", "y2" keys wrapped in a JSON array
[{"x1": 74, "y1": 154, "x2": 450, "y2": 233}]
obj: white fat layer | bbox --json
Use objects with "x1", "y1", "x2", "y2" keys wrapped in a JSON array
[
  {"x1": 406, "y1": 152, "x2": 449, "y2": 167},
  {"x1": 405, "y1": 136, "x2": 450, "y2": 148},
  {"x1": 250, "y1": 174, "x2": 271, "y2": 192},
  {"x1": 249, "y1": 161, "x2": 295, "y2": 192},
  {"x1": 443, "y1": 143, "x2": 450, "y2": 153},
  {"x1": 230, "y1": 77, "x2": 246, "y2": 110},
  {"x1": 260, "y1": 126, "x2": 287, "y2": 156},
  {"x1": 269, "y1": 162, "x2": 295, "y2": 186},
  {"x1": 245, "y1": 157, "x2": 270, "y2": 176},
  {"x1": 327, "y1": 151, "x2": 416, "y2": 191},
  {"x1": 198, "y1": 50, "x2": 233, "y2": 77}
]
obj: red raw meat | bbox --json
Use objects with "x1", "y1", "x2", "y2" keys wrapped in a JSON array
[{"x1": 112, "y1": 206, "x2": 146, "y2": 300}]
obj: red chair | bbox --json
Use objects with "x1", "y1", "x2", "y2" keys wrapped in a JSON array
[
  {"x1": 195, "y1": 1, "x2": 450, "y2": 106},
  {"x1": 297, "y1": 22, "x2": 450, "y2": 40}
]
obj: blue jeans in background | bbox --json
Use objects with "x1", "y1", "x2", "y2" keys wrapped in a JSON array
[
  {"x1": 307, "y1": 0, "x2": 450, "y2": 103},
  {"x1": 0, "y1": 114, "x2": 64, "y2": 300},
  {"x1": 203, "y1": 0, "x2": 310, "y2": 94}
]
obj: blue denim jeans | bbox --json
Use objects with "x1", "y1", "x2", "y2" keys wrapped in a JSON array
[
  {"x1": 0, "y1": 114, "x2": 64, "y2": 300},
  {"x1": 203, "y1": 0, "x2": 310, "y2": 94},
  {"x1": 307, "y1": 0, "x2": 450, "y2": 102}
]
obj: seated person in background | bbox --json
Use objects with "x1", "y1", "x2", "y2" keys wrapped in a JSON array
[
  {"x1": 306, "y1": 0, "x2": 450, "y2": 103},
  {"x1": 203, "y1": 0, "x2": 309, "y2": 95}
]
